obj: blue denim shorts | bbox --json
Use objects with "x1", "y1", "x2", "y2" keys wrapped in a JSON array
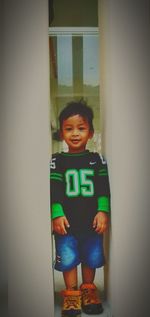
[{"x1": 54, "y1": 232, "x2": 105, "y2": 272}]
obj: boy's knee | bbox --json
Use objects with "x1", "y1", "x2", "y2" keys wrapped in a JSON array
[
  {"x1": 55, "y1": 250, "x2": 79, "y2": 271},
  {"x1": 54, "y1": 235, "x2": 80, "y2": 271},
  {"x1": 81, "y1": 234, "x2": 105, "y2": 268},
  {"x1": 86, "y1": 249, "x2": 105, "y2": 268}
]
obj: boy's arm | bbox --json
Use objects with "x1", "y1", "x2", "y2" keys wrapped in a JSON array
[
  {"x1": 50, "y1": 154, "x2": 70, "y2": 234},
  {"x1": 50, "y1": 154, "x2": 65, "y2": 219},
  {"x1": 93, "y1": 154, "x2": 111, "y2": 233},
  {"x1": 93, "y1": 212, "x2": 109, "y2": 234},
  {"x1": 97, "y1": 154, "x2": 111, "y2": 214},
  {"x1": 52, "y1": 216, "x2": 70, "y2": 235}
]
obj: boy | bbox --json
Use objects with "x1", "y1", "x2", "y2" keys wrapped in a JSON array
[{"x1": 50, "y1": 100, "x2": 110, "y2": 316}]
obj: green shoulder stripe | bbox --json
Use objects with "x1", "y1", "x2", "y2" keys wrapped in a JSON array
[
  {"x1": 99, "y1": 168, "x2": 107, "y2": 173},
  {"x1": 50, "y1": 172, "x2": 63, "y2": 181},
  {"x1": 50, "y1": 172, "x2": 63, "y2": 177},
  {"x1": 98, "y1": 168, "x2": 108, "y2": 176},
  {"x1": 50, "y1": 176, "x2": 63, "y2": 181}
]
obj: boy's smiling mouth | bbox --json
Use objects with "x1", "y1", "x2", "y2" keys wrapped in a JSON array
[{"x1": 71, "y1": 139, "x2": 80, "y2": 142}]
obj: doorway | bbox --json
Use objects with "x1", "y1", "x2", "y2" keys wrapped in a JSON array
[
  {"x1": 49, "y1": 23, "x2": 106, "y2": 308},
  {"x1": 48, "y1": 1, "x2": 106, "y2": 315}
]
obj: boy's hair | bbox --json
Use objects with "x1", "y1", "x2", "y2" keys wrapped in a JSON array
[{"x1": 59, "y1": 100, "x2": 94, "y2": 132}]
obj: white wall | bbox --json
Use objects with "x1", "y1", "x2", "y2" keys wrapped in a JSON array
[
  {"x1": 0, "y1": 0, "x2": 8, "y2": 306},
  {"x1": 99, "y1": 0, "x2": 150, "y2": 316},
  {"x1": 1, "y1": 1, "x2": 54, "y2": 316}
]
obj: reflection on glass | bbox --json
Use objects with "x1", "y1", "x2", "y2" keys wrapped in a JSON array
[
  {"x1": 83, "y1": 35, "x2": 99, "y2": 87},
  {"x1": 57, "y1": 36, "x2": 73, "y2": 88}
]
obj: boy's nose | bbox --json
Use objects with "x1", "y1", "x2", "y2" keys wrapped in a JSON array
[{"x1": 72, "y1": 129, "x2": 79, "y2": 135}]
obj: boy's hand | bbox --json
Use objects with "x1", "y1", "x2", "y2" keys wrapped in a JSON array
[
  {"x1": 93, "y1": 212, "x2": 109, "y2": 234},
  {"x1": 52, "y1": 216, "x2": 70, "y2": 235}
]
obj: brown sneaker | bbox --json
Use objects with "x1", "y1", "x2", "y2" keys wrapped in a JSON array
[
  {"x1": 61, "y1": 289, "x2": 82, "y2": 317},
  {"x1": 80, "y1": 283, "x2": 103, "y2": 315}
]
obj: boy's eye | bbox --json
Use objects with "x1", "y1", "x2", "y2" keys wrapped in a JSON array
[
  {"x1": 65, "y1": 127, "x2": 72, "y2": 131},
  {"x1": 79, "y1": 127, "x2": 85, "y2": 131}
]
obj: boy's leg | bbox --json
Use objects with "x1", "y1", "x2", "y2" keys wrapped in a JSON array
[
  {"x1": 80, "y1": 264, "x2": 103, "y2": 315},
  {"x1": 79, "y1": 234, "x2": 104, "y2": 314},
  {"x1": 80, "y1": 265, "x2": 103, "y2": 314},
  {"x1": 54, "y1": 234, "x2": 82, "y2": 316},
  {"x1": 61, "y1": 267, "x2": 81, "y2": 316},
  {"x1": 63, "y1": 267, "x2": 78, "y2": 289},
  {"x1": 81, "y1": 264, "x2": 95, "y2": 284}
]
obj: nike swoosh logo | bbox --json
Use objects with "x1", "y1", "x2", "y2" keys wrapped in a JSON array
[{"x1": 89, "y1": 161, "x2": 96, "y2": 165}]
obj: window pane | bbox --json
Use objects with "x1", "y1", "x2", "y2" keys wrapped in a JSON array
[
  {"x1": 83, "y1": 35, "x2": 99, "y2": 87},
  {"x1": 57, "y1": 36, "x2": 73, "y2": 88}
]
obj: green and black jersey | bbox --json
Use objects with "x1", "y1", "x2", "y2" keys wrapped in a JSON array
[{"x1": 50, "y1": 150, "x2": 110, "y2": 235}]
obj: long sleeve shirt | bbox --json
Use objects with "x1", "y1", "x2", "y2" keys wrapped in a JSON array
[{"x1": 50, "y1": 150, "x2": 110, "y2": 235}]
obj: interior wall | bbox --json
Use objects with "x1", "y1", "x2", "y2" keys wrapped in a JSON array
[
  {"x1": 0, "y1": 4, "x2": 9, "y2": 317},
  {"x1": 99, "y1": 0, "x2": 150, "y2": 316},
  {"x1": 1, "y1": 1, "x2": 54, "y2": 317}
]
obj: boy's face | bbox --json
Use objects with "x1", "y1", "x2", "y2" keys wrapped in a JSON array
[{"x1": 60, "y1": 114, "x2": 93, "y2": 153}]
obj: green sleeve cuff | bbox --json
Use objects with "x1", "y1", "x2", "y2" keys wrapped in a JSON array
[
  {"x1": 97, "y1": 196, "x2": 110, "y2": 213},
  {"x1": 51, "y1": 203, "x2": 65, "y2": 219}
]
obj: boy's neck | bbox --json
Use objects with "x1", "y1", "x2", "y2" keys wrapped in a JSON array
[
  {"x1": 68, "y1": 149, "x2": 86, "y2": 154},
  {"x1": 62, "y1": 149, "x2": 89, "y2": 155}
]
